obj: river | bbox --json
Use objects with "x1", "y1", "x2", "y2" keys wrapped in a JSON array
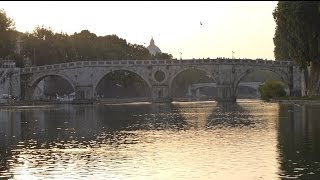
[{"x1": 0, "y1": 100, "x2": 320, "y2": 179}]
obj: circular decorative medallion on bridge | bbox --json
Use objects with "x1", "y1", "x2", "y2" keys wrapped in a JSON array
[{"x1": 154, "y1": 70, "x2": 166, "y2": 82}]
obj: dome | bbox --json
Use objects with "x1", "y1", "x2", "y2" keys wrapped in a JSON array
[{"x1": 147, "y1": 37, "x2": 161, "y2": 55}]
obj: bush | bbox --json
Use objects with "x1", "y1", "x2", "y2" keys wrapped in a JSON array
[{"x1": 258, "y1": 80, "x2": 286, "y2": 100}]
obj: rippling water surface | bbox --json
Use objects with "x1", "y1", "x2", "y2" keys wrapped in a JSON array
[{"x1": 1, "y1": 100, "x2": 320, "y2": 179}]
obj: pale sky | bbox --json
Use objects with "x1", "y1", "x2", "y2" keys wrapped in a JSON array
[{"x1": 1, "y1": 1, "x2": 278, "y2": 60}]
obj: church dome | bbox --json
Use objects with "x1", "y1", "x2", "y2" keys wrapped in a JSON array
[{"x1": 147, "y1": 37, "x2": 161, "y2": 55}]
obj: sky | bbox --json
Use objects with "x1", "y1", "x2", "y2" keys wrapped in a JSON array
[{"x1": 1, "y1": 1, "x2": 278, "y2": 60}]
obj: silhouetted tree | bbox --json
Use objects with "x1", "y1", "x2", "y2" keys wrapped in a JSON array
[
  {"x1": 0, "y1": 8, "x2": 173, "y2": 67},
  {"x1": 273, "y1": 1, "x2": 320, "y2": 96},
  {"x1": 0, "y1": 8, "x2": 15, "y2": 58}
]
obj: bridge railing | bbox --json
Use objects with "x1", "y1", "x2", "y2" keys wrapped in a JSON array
[{"x1": 20, "y1": 58, "x2": 293, "y2": 74}]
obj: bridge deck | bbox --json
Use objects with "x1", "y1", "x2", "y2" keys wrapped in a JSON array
[{"x1": 20, "y1": 58, "x2": 293, "y2": 74}]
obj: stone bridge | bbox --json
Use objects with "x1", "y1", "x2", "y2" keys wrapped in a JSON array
[
  {"x1": 19, "y1": 58, "x2": 301, "y2": 102},
  {"x1": 187, "y1": 82, "x2": 264, "y2": 97}
]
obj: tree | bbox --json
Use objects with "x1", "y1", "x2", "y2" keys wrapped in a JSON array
[
  {"x1": 22, "y1": 26, "x2": 61, "y2": 66},
  {"x1": 71, "y1": 30, "x2": 99, "y2": 60},
  {"x1": 273, "y1": 27, "x2": 290, "y2": 61},
  {"x1": 128, "y1": 43, "x2": 151, "y2": 60},
  {"x1": 258, "y1": 80, "x2": 286, "y2": 101},
  {"x1": 0, "y1": 8, "x2": 15, "y2": 58},
  {"x1": 152, "y1": 52, "x2": 173, "y2": 60},
  {"x1": 0, "y1": 8, "x2": 173, "y2": 66},
  {"x1": 273, "y1": 1, "x2": 320, "y2": 96}
]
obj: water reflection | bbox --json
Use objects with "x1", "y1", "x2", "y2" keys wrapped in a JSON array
[
  {"x1": 97, "y1": 103, "x2": 188, "y2": 131},
  {"x1": 0, "y1": 104, "x2": 189, "y2": 146},
  {"x1": 206, "y1": 102, "x2": 255, "y2": 129},
  {"x1": 0, "y1": 102, "x2": 320, "y2": 179},
  {"x1": 277, "y1": 104, "x2": 320, "y2": 179}
]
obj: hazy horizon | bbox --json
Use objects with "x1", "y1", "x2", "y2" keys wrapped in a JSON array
[{"x1": 1, "y1": 1, "x2": 278, "y2": 60}]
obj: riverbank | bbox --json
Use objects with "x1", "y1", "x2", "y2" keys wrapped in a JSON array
[
  {"x1": 269, "y1": 99, "x2": 320, "y2": 104},
  {"x1": 269, "y1": 96, "x2": 320, "y2": 104},
  {"x1": 0, "y1": 98, "x2": 152, "y2": 107},
  {"x1": 0, "y1": 100, "x2": 96, "y2": 107},
  {"x1": 2, "y1": 97, "x2": 320, "y2": 107},
  {"x1": 0, "y1": 101, "x2": 70, "y2": 107}
]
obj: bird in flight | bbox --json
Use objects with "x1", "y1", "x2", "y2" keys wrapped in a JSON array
[{"x1": 200, "y1": 21, "x2": 203, "y2": 26}]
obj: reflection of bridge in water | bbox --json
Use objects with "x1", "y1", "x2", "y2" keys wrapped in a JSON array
[
  {"x1": 2, "y1": 102, "x2": 320, "y2": 178},
  {"x1": 1, "y1": 102, "x2": 311, "y2": 154},
  {"x1": 0, "y1": 101, "x2": 278, "y2": 145}
]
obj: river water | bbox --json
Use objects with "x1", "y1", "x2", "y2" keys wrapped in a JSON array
[{"x1": 0, "y1": 100, "x2": 320, "y2": 179}]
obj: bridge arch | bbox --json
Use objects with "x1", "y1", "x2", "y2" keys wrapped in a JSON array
[
  {"x1": 234, "y1": 67, "x2": 291, "y2": 97},
  {"x1": 168, "y1": 67, "x2": 216, "y2": 90},
  {"x1": 94, "y1": 68, "x2": 152, "y2": 98},
  {"x1": 28, "y1": 72, "x2": 75, "y2": 89},
  {"x1": 27, "y1": 72, "x2": 75, "y2": 100},
  {"x1": 188, "y1": 83, "x2": 219, "y2": 99},
  {"x1": 236, "y1": 83, "x2": 261, "y2": 98},
  {"x1": 169, "y1": 67, "x2": 216, "y2": 99},
  {"x1": 94, "y1": 68, "x2": 152, "y2": 91}
]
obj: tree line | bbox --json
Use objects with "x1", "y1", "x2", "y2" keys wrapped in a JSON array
[
  {"x1": 273, "y1": 1, "x2": 320, "y2": 96},
  {"x1": 0, "y1": 9, "x2": 173, "y2": 68}
]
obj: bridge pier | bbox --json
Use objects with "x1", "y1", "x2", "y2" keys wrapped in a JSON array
[
  {"x1": 20, "y1": 76, "x2": 33, "y2": 101},
  {"x1": 196, "y1": 88, "x2": 200, "y2": 97},
  {"x1": 75, "y1": 85, "x2": 94, "y2": 101},
  {"x1": 20, "y1": 86, "x2": 32, "y2": 101},
  {"x1": 216, "y1": 85, "x2": 236, "y2": 102},
  {"x1": 291, "y1": 66, "x2": 302, "y2": 96},
  {"x1": 152, "y1": 85, "x2": 172, "y2": 103}
]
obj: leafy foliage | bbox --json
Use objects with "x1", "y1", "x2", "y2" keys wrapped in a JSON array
[
  {"x1": 273, "y1": 2, "x2": 320, "y2": 66},
  {"x1": 0, "y1": 8, "x2": 15, "y2": 58},
  {"x1": 0, "y1": 9, "x2": 173, "y2": 67},
  {"x1": 273, "y1": 1, "x2": 320, "y2": 95},
  {"x1": 20, "y1": 28, "x2": 173, "y2": 66},
  {"x1": 151, "y1": 52, "x2": 173, "y2": 60},
  {"x1": 258, "y1": 80, "x2": 286, "y2": 100}
]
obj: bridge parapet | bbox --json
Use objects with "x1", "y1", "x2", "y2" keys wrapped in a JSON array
[{"x1": 20, "y1": 58, "x2": 294, "y2": 74}]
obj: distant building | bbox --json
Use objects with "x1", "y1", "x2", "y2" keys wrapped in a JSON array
[
  {"x1": 147, "y1": 37, "x2": 161, "y2": 56},
  {"x1": 0, "y1": 59, "x2": 16, "y2": 68}
]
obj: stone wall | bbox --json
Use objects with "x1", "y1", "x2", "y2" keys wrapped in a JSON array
[
  {"x1": 292, "y1": 66, "x2": 302, "y2": 96},
  {"x1": 0, "y1": 68, "x2": 20, "y2": 100}
]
